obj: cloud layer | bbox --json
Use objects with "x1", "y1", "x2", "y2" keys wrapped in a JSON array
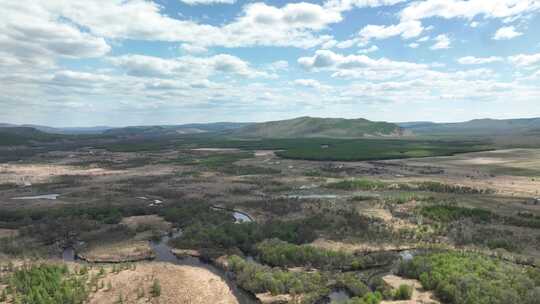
[{"x1": 1, "y1": 0, "x2": 539, "y2": 126}]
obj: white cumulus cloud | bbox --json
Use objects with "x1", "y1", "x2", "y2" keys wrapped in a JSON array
[
  {"x1": 400, "y1": 0, "x2": 540, "y2": 21},
  {"x1": 509, "y1": 53, "x2": 540, "y2": 67},
  {"x1": 179, "y1": 0, "x2": 236, "y2": 5},
  {"x1": 108, "y1": 54, "x2": 271, "y2": 79},
  {"x1": 358, "y1": 20, "x2": 424, "y2": 42},
  {"x1": 430, "y1": 34, "x2": 451, "y2": 50},
  {"x1": 294, "y1": 79, "x2": 323, "y2": 88},
  {"x1": 457, "y1": 56, "x2": 503, "y2": 64},
  {"x1": 493, "y1": 26, "x2": 523, "y2": 40}
]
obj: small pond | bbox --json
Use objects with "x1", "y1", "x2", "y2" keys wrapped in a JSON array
[
  {"x1": 11, "y1": 194, "x2": 60, "y2": 200},
  {"x1": 322, "y1": 289, "x2": 351, "y2": 303},
  {"x1": 287, "y1": 194, "x2": 340, "y2": 199}
]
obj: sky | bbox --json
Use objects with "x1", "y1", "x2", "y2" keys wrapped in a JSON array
[{"x1": 1, "y1": 0, "x2": 540, "y2": 127}]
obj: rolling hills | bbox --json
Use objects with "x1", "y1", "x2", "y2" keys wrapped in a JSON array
[
  {"x1": 230, "y1": 116, "x2": 406, "y2": 138},
  {"x1": 102, "y1": 122, "x2": 250, "y2": 137},
  {"x1": 5, "y1": 117, "x2": 540, "y2": 141}
]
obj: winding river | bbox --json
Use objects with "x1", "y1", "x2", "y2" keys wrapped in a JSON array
[
  {"x1": 210, "y1": 205, "x2": 254, "y2": 223},
  {"x1": 149, "y1": 232, "x2": 258, "y2": 304},
  {"x1": 62, "y1": 208, "x2": 259, "y2": 304}
]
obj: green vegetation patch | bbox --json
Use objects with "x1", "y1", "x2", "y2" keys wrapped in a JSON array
[
  {"x1": 399, "y1": 251, "x2": 540, "y2": 304},
  {"x1": 326, "y1": 179, "x2": 491, "y2": 195},
  {"x1": 327, "y1": 179, "x2": 387, "y2": 191},
  {"x1": 228, "y1": 255, "x2": 329, "y2": 297},
  {"x1": 381, "y1": 192, "x2": 434, "y2": 205},
  {"x1": 160, "y1": 203, "x2": 233, "y2": 229},
  {"x1": 273, "y1": 138, "x2": 490, "y2": 161},
  {"x1": 97, "y1": 135, "x2": 490, "y2": 162},
  {"x1": 415, "y1": 181, "x2": 494, "y2": 194},
  {"x1": 198, "y1": 152, "x2": 253, "y2": 167},
  {"x1": 255, "y1": 239, "x2": 366, "y2": 270},
  {"x1": 171, "y1": 221, "x2": 317, "y2": 255},
  {"x1": 336, "y1": 292, "x2": 383, "y2": 304},
  {"x1": 419, "y1": 205, "x2": 494, "y2": 223},
  {"x1": 227, "y1": 255, "x2": 380, "y2": 302},
  {"x1": 0, "y1": 127, "x2": 65, "y2": 146},
  {"x1": 171, "y1": 210, "x2": 391, "y2": 256},
  {"x1": 5, "y1": 264, "x2": 88, "y2": 304},
  {"x1": 393, "y1": 284, "x2": 413, "y2": 300},
  {"x1": 186, "y1": 137, "x2": 490, "y2": 161}
]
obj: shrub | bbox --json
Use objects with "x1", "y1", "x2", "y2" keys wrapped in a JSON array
[
  {"x1": 393, "y1": 284, "x2": 412, "y2": 300},
  {"x1": 335, "y1": 273, "x2": 370, "y2": 297},
  {"x1": 150, "y1": 279, "x2": 161, "y2": 297},
  {"x1": 339, "y1": 292, "x2": 383, "y2": 304}
]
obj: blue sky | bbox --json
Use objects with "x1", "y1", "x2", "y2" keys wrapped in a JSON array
[{"x1": 1, "y1": 0, "x2": 540, "y2": 127}]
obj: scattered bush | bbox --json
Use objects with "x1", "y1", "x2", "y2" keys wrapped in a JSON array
[
  {"x1": 399, "y1": 251, "x2": 540, "y2": 304},
  {"x1": 6, "y1": 264, "x2": 88, "y2": 304},
  {"x1": 415, "y1": 182, "x2": 492, "y2": 194},
  {"x1": 228, "y1": 255, "x2": 329, "y2": 297},
  {"x1": 326, "y1": 179, "x2": 387, "y2": 191},
  {"x1": 419, "y1": 205, "x2": 493, "y2": 223}
]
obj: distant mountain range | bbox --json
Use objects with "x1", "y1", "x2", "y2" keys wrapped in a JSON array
[
  {"x1": 0, "y1": 122, "x2": 249, "y2": 136},
  {"x1": 102, "y1": 122, "x2": 250, "y2": 137},
  {"x1": 397, "y1": 118, "x2": 540, "y2": 136},
  {"x1": 3, "y1": 117, "x2": 540, "y2": 140},
  {"x1": 0, "y1": 123, "x2": 111, "y2": 135}
]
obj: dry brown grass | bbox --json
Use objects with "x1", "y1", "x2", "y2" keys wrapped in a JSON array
[
  {"x1": 121, "y1": 215, "x2": 172, "y2": 231},
  {"x1": 0, "y1": 163, "x2": 119, "y2": 185},
  {"x1": 0, "y1": 229, "x2": 18, "y2": 239},
  {"x1": 79, "y1": 241, "x2": 154, "y2": 263},
  {"x1": 88, "y1": 262, "x2": 238, "y2": 304},
  {"x1": 310, "y1": 238, "x2": 415, "y2": 254}
]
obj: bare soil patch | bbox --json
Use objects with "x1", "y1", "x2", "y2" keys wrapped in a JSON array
[
  {"x1": 0, "y1": 163, "x2": 119, "y2": 185},
  {"x1": 381, "y1": 275, "x2": 440, "y2": 304}
]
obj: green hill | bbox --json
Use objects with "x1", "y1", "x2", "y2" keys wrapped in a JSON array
[
  {"x1": 0, "y1": 127, "x2": 64, "y2": 146},
  {"x1": 231, "y1": 117, "x2": 406, "y2": 138}
]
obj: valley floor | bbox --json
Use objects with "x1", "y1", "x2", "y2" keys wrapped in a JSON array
[{"x1": 1, "y1": 146, "x2": 540, "y2": 303}]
